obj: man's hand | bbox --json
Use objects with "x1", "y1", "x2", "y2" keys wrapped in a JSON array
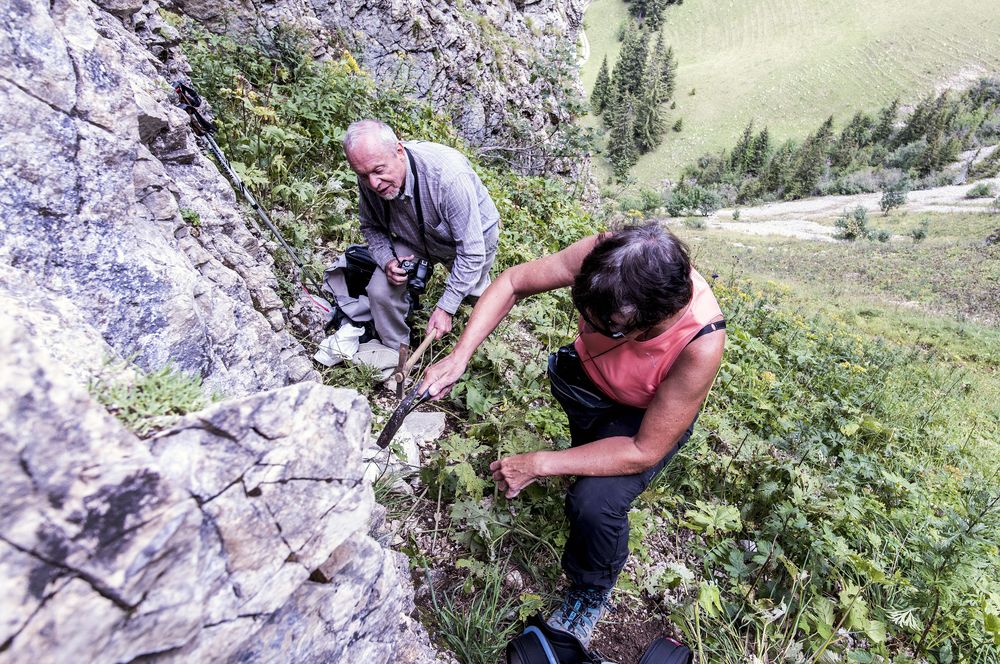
[
  {"x1": 385, "y1": 255, "x2": 414, "y2": 287},
  {"x1": 426, "y1": 307, "x2": 453, "y2": 340},
  {"x1": 490, "y1": 453, "x2": 542, "y2": 499},
  {"x1": 419, "y1": 352, "x2": 468, "y2": 400}
]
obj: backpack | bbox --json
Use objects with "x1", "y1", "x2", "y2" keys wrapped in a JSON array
[{"x1": 505, "y1": 615, "x2": 692, "y2": 664}]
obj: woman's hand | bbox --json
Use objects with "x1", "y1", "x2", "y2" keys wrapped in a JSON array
[
  {"x1": 490, "y1": 453, "x2": 543, "y2": 498},
  {"x1": 419, "y1": 353, "x2": 468, "y2": 400}
]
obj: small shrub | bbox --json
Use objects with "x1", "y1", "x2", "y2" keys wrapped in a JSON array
[
  {"x1": 879, "y1": 188, "x2": 907, "y2": 214},
  {"x1": 688, "y1": 87, "x2": 696, "y2": 96},
  {"x1": 909, "y1": 219, "x2": 929, "y2": 243},
  {"x1": 683, "y1": 217, "x2": 707, "y2": 229},
  {"x1": 990, "y1": 195, "x2": 1000, "y2": 214},
  {"x1": 667, "y1": 184, "x2": 721, "y2": 216},
  {"x1": 834, "y1": 205, "x2": 871, "y2": 241},
  {"x1": 874, "y1": 228, "x2": 891, "y2": 242},
  {"x1": 670, "y1": 100, "x2": 677, "y2": 110},
  {"x1": 732, "y1": 208, "x2": 741, "y2": 221},
  {"x1": 672, "y1": 118, "x2": 683, "y2": 132},
  {"x1": 966, "y1": 181, "x2": 995, "y2": 198}
]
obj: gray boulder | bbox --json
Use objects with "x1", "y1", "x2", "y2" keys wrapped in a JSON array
[{"x1": 0, "y1": 310, "x2": 440, "y2": 662}]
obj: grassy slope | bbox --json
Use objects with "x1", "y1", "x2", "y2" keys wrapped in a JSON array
[
  {"x1": 673, "y1": 211, "x2": 1000, "y2": 409},
  {"x1": 582, "y1": 0, "x2": 1000, "y2": 185}
]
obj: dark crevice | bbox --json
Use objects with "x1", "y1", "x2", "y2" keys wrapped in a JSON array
[
  {"x1": 202, "y1": 611, "x2": 271, "y2": 630},
  {"x1": 0, "y1": 74, "x2": 74, "y2": 118},
  {"x1": 0, "y1": 534, "x2": 133, "y2": 612}
]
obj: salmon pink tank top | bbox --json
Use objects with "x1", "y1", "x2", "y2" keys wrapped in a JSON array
[{"x1": 573, "y1": 269, "x2": 723, "y2": 409}]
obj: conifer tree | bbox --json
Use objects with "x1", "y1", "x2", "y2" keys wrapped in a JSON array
[
  {"x1": 872, "y1": 98, "x2": 899, "y2": 146},
  {"x1": 615, "y1": 24, "x2": 648, "y2": 97},
  {"x1": 730, "y1": 122, "x2": 755, "y2": 174},
  {"x1": 788, "y1": 116, "x2": 834, "y2": 198},
  {"x1": 634, "y1": 65, "x2": 666, "y2": 153},
  {"x1": 591, "y1": 56, "x2": 612, "y2": 114},
  {"x1": 659, "y1": 45, "x2": 677, "y2": 99},
  {"x1": 607, "y1": 98, "x2": 638, "y2": 180},
  {"x1": 748, "y1": 127, "x2": 770, "y2": 176}
]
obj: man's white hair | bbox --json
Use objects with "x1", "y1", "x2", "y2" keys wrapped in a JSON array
[{"x1": 343, "y1": 119, "x2": 399, "y2": 155}]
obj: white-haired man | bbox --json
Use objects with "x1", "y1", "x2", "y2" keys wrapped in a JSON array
[{"x1": 341, "y1": 119, "x2": 500, "y2": 349}]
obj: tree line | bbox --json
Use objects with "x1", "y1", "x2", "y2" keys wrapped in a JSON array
[
  {"x1": 591, "y1": 23, "x2": 679, "y2": 180},
  {"x1": 682, "y1": 78, "x2": 1000, "y2": 205}
]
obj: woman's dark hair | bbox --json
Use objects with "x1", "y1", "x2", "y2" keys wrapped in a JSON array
[{"x1": 571, "y1": 222, "x2": 693, "y2": 333}]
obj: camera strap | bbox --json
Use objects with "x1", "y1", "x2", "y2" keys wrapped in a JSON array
[{"x1": 381, "y1": 147, "x2": 430, "y2": 259}]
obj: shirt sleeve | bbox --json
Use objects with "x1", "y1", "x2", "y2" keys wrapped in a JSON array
[
  {"x1": 357, "y1": 183, "x2": 395, "y2": 270},
  {"x1": 435, "y1": 172, "x2": 487, "y2": 315}
]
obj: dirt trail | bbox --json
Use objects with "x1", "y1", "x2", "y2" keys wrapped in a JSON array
[{"x1": 705, "y1": 176, "x2": 1000, "y2": 240}]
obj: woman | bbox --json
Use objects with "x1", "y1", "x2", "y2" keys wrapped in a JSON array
[{"x1": 420, "y1": 221, "x2": 726, "y2": 647}]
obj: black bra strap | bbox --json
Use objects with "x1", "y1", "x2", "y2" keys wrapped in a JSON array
[{"x1": 688, "y1": 320, "x2": 726, "y2": 344}]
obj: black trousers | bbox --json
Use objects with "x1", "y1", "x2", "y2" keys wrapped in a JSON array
[{"x1": 548, "y1": 345, "x2": 694, "y2": 591}]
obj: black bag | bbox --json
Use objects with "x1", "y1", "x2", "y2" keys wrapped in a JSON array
[
  {"x1": 506, "y1": 615, "x2": 597, "y2": 664},
  {"x1": 505, "y1": 614, "x2": 692, "y2": 664},
  {"x1": 344, "y1": 245, "x2": 378, "y2": 299}
]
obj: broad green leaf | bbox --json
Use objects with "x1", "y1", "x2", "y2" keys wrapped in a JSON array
[{"x1": 697, "y1": 581, "x2": 723, "y2": 618}]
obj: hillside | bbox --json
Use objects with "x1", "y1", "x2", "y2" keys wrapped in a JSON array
[
  {"x1": 582, "y1": 0, "x2": 1000, "y2": 184},
  {"x1": 3, "y1": 0, "x2": 999, "y2": 662}
]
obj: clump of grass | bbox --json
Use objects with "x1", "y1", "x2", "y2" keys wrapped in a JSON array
[
  {"x1": 428, "y1": 566, "x2": 520, "y2": 664},
  {"x1": 90, "y1": 362, "x2": 207, "y2": 436}
]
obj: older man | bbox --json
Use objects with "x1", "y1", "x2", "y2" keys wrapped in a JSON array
[{"x1": 341, "y1": 120, "x2": 500, "y2": 349}]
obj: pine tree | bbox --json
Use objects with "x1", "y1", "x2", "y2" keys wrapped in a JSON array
[
  {"x1": 872, "y1": 98, "x2": 899, "y2": 146},
  {"x1": 591, "y1": 56, "x2": 612, "y2": 115},
  {"x1": 607, "y1": 98, "x2": 638, "y2": 180},
  {"x1": 748, "y1": 127, "x2": 770, "y2": 176},
  {"x1": 788, "y1": 116, "x2": 834, "y2": 198},
  {"x1": 659, "y1": 45, "x2": 677, "y2": 99},
  {"x1": 634, "y1": 64, "x2": 666, "y2": 153},
  {"x1": 729, "y1": 122, "x2": 755, "y2": 174},
  {"x1": 615, "y1": 24, "x2": 648, "y2": 97}
]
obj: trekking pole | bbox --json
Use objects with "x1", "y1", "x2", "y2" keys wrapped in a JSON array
[{"x1": 173, "y1": 81, "x2": 327, "y2": 299}]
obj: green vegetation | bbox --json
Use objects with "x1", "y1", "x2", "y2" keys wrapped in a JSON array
[
  {"x1": 185, "y1": 25, "x2": 1000, "y2": 664},
  {"x1": 582, "y1": 0, "x2": 1000, "y2": 185},
  {"x1": 91, "y1": 361, "x2": 207, "y2": 436},
  {"x1": 967, "y1": 182, "x2": 996, "y2": 198},
  {"x1": 179, "y1": 206, "x2": 201, "y2": 227},
  {"x1": 595, "y1": 22, "x2": 678, "y2": 180},
  {"x1": 683, "y1": 83, "x2": 1000, "y2": 206}
]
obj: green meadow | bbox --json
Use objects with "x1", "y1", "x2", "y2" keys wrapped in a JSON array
[{"x1": 581, "y1": 0, "x2": 1000, "y2": 185}]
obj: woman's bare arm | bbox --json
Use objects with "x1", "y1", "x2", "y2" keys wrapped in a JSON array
[
  {"x1": 420, "y1": 234, "x2": 600, "y2": 398},
  {"x1": 490, "y1": 329, "x2": 726, "y2": 497}
]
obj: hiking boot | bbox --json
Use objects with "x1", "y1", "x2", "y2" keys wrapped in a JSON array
[{"x1": 545, "y1": 586, "x2": 610, "y2": 648}]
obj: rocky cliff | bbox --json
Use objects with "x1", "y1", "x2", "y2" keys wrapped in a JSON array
[
  {"x1": 174, "y1": 0, "x2": 589, "y2": 175},
  {"x1": 0, "y1": 0, "x2": 451, "y2": 660}
]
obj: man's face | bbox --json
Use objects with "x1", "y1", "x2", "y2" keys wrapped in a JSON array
[{"x1": 345, "y1": 135, "x2": 407, "y2": 200}]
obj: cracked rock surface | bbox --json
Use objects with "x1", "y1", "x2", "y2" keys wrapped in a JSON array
[
  {"x1": 0, "y1": 0, "x2": 318, "y2": 398},
  {"x1": 184, "y1": 0, "x2": 587, "y2": 176},
  {"x1": 0, "y1": 313, "x2": 441, "y2": 662}
]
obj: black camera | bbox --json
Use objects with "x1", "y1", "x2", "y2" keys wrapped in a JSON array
[{"x1": 399, "y1": 258, "x2": 432, "y2": 293}]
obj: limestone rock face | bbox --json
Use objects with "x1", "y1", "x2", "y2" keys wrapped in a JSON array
[
  {"x1": 0, "y1": 0, "x2": 444, "y2": 660},
  {"x1": 185, "y1": 0, "x2": 588, "y2": 176},
  {"x1": 0, "y1": 312, "x2": 439, "y2": 662},
  {"x1": 0, "y1": 0, "x2": 318, "y2": 399}
]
